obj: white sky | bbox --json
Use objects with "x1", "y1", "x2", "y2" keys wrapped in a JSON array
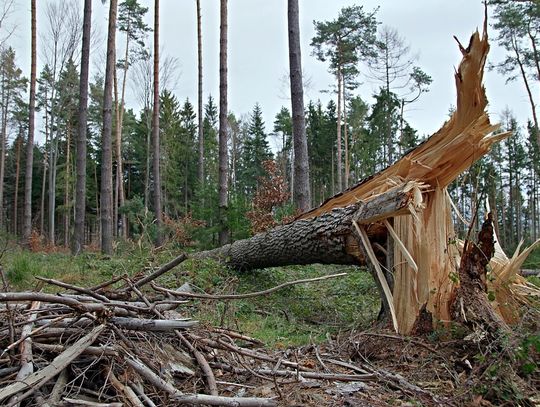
[{"x1": 7, "y1": 0, "x2": 536, "y2": 149}]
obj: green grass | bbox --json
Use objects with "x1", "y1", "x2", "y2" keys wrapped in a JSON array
[{"x1": 173, "y1": 261, "x2": 380, "y2": 347}]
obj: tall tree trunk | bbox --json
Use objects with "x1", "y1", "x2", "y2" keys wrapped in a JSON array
[
  {"x1": 115, "y1": 19, "x2": 131, "y2": 240},
  {"x1": 100, "y1": 0, "x2": 118, "y2": 255},
  {"x1": 23, "y1": 0, "x2": 37, "y2": 243},
  {"x1": 64, "y1": 125, "x2": 71, "y2": 247},
  {"x1": 196, "y1": 0, "x2": 204, "y2": 188},
  {"x1": 218, "y1": 0, "x2": 229, "y2": 246},
  {"x1": 13, "y1": 134, "x2": 21, "y2": 236},
  {"x1": 287, "y1": 0, "x2": 310, "y2": 212},
  {"x1": 511, "y1": 35, "x2": 539, "y2": 145},
  {"x1": 73, "y1": 0, "x2": 91, "y2": 254},
  {"x1": 0, "y1": 71, "x2": 8, "y2": 230},
  {"x1": 343, "y1": 93, "x2": 349, "y2": 188},
  {"x1": 336, "y1": 69, "x2": 343, "y2": 191},
  {"x1": 40, "y1": 88, "x2": 49, "y2": 237},
  {"x1": 152, "y1": 0, "x2": 162, "y2": 247}
]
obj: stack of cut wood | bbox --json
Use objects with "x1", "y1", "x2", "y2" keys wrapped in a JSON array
[{"x1": 1, "y1": 262, "x2": 445, "y2": 406}]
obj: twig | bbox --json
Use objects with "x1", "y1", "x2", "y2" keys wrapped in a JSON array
[
  {"x1": 61, "y1": 398, "x2": 122, "y2": 407},
  {"x1": 127, "y1": 253, "x2": 188, "y2": 291},
  {"x1": 356, "y1": 332, "x2": 442, "y2": 356},
  {"x1": 152, "y1": 272, "x2": 347, "y2": 300},
  {"x1": 89, "y1": 274, "x2": 126, "y2": 293},
  {"x1": 212, "y1": 362, "x2": 375, "y2": 382},
  {"x1": 35, "y1": 277, "x2": 111, "y2": 303}
]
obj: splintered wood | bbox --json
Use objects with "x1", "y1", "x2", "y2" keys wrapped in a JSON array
[{"x1": 296, "y1": 21, "x2": 539, "y2": 334}]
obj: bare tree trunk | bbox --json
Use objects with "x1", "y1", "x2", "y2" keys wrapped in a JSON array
[
  {"x1": 152, "y1": 0, "x2": 162, "y2": 247},
  {"x1": 100, "y1": 0, "x2": 118, "y2": 255},
  {"x1": 0, "y1": 71, "x2": 8, "y2": 230},
  {"x1": 343, "y1": 93, "x2": 349, "y2": 188},
  {"x1": 196, "y1": 0, "x2": 204, "y2": 188},
  {"x1": 218, "y1": 0, "x2": 229, "y2": 246},
  {"x1": 336, "y1": 70, "x2": 343, "y2": 191},
  {"x1": 64, "y1": 125, "x2": 71, "y2": 247},
  {"x1": 72, "y1": 0, "x2": 91, "y2": 254},
  {"x1": 40, "y1": 88, "x2": 49, "y2": 237},
  {"x1": 511, "y1": 35, "x2": 539, "y2": 145},
  {"x1": 287, "y1": 0, "x2": 310, "y2": 212},
  {"x1": 13, "y1": 134, "x2": 21, "y2": 236},
  {"x1": 23, "y1": 0, "x2": 37, "y2": 243},
  {"x1": 115, "y1": 20, "x2": 130, "y2": 240}
]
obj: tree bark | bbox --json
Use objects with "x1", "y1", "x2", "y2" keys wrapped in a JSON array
[
  {"x1": 218, "y1": 0, "x2": 229, "y2": 246},
  {"x1": 73, "y1": 0, "x2": 91, "y2": 255},
  {"x1": 23, "y1": 0, "x2": 37, "y2": 243},
  {"x1": 101, "y1": 0, "x2": 118, "y2": 255},
  {"x1": 196, "y1": 0, "x2": 204, "y2": 188},
  {"x1": 336, "y1": 70, "x2": 343, "y2": 191},
  {"x1": 13, "y1": 134, "x2": 21, "y2": 236},
  {"x1": 451, "y1": 213, "x2": 511, "y2": 337},
  {"x1": 196, "y1": 183, "x2": 422, "y2": 270},
  {"x1": 287, "y1": 0, "x2": 310, "y2": 212},
  {"x1": 152, "y1": 0, "x2": 162, "y2": 247}
]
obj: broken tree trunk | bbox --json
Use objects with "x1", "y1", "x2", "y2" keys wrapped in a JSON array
[
  {"x1": 196, "y1": 181, "x2": 426, "y2": 270},
  {"x1": 196, "y1": 21, "x2": 540, "y2": 335}
]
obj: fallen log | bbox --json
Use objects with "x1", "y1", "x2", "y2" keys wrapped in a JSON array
[{"x1": 196, "y1": 181, "x2": 425, "y2": 270}]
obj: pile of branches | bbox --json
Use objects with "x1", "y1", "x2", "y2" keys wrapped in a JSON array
[{"x1": 0, "y1": 254, "x2": 448, "y2": 406}]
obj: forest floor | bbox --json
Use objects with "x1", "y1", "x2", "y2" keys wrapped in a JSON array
[{"x1": 1, "y1": 238, "x2": 539, "y2": 406}]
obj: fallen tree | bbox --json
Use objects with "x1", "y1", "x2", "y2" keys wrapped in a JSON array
[{"x1": 198, "y1": 21, "x2": 540, "y2": 335}]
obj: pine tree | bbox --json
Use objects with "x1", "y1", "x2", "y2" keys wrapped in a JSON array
[{"x1": 238, "y1": 104, "x2": 272, "y2": 196}]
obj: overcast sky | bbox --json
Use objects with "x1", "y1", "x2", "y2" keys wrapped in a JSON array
[{"x1": 7, "y1": 0, "x2": 536, "y2": 149}]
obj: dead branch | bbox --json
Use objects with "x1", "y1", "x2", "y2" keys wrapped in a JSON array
[{"x1": 152, "y1": 272, "x2": 347, "y2": 300}]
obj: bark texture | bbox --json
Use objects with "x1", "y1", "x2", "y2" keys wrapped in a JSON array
[
  {"x1": 101, "y1": 0, "x2": 118, "y2": 255},
  {"x1": 152, "y1": 0, "x2": 162, "y2": 246},
  {"x1": 451, "y1": 213, "x2": 511, "y2": 336},
  {"x1": 287, "y1": 0, "x2": 310, "y2": 211},
  {"x1": 197, "y1": 204, "x2": 362, "y2": 270},
  {"x1": 196, "y1": 0, "x2": 204, "y2": 187},
  {"x1": 218, "y1": 0, "x2": 229, "y2": 246},
  {"x1": 73, "y1": 0, "x2": 92, "y2": 255},
  {"x1": 196, "y1": 183, "x2": 423, "y2": 270},
  {"x1": 23, "y1": 0, "x2": 37, "y2": 242}
]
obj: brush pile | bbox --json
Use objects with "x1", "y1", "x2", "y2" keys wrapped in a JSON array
[{"x1": 0, "y1": 254, "x2": 454, "y2": 407}]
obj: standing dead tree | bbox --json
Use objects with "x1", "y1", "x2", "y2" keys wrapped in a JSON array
[{"x1": 197, "y1": 22, "x2": 540, "y2": 335}]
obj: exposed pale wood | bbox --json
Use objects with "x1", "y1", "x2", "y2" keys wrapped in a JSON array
[
  {"x1": 353, "y1": 221, "x2": 398, "y2": 332},
  {"x1": 0, "y1": 325, "x2": 106, "y2": 403},
  {"x1": 383, "y1": 219, "x2": 418, "y2": 274}
]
